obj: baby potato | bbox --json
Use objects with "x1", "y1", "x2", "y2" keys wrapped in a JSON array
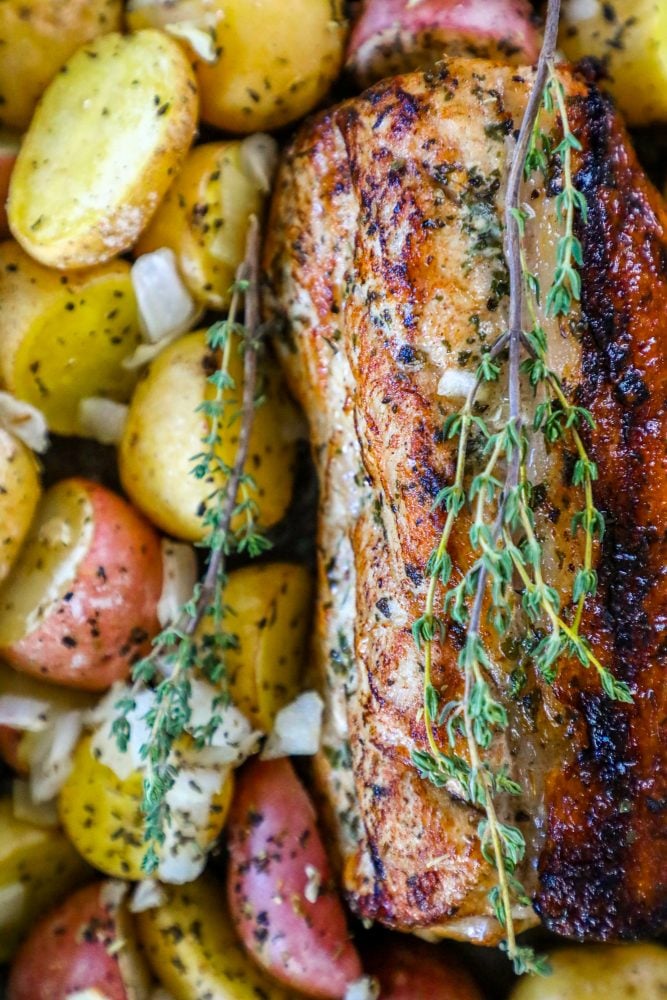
[
  {"x1": 126, "y1": 0, "x2": 347, "y2": 133},
  {"x1": 199, "y1": 563, "x2": 312, "y2": 730},
  {"x1": 0, "y1": 241, "x2": 142, "y2": 435},
  {"x1": 8, "y1": 30, "x2": 198, "y2": 269},
  {"x1": 0, "y1": 478, "x2": 163, "y2": 691},
  {"x1": 0, "y1": 427, "x2": 41, "y2": 586},
  {"x1": 0, "y1": 130, "x2": 19, "y2": 237},
  {"x1": 59, "y1": 733, "x2": 234, "y2": 881},
  {"x1": 135, "y1": 142, "x2": 266, "y2": 310},
  {"x1": 0, "y1": 795, "x2": 92, "y2": 962},
  {"x1": 510, "y1": 943, "x2": 667, "y2": 1000},
  {"x1": 8, "y1": 880, "x2": 151, "y2": 1000},
  {"x1": 137, "y1": 875, "x2": 292, "y2": 1000},
  {"x1": 560, "y1": 0, "x2": 667, "y2": 126},
  {"x1": 119, "y1": 331, "x2": 297, "y2": 542},
  {"x1": 365, "y1": 936, "x2": 482, "y2": 999},
  {"x1": 0, "y1": 0, "x2": 123, "y2": 132}
]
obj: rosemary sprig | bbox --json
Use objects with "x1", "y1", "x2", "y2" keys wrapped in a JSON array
[
  {"x1": 113, "y1": 218, "x2": 271, "y2": 873},
  {"x1": 412, "y1": 0, "x2": 632, "y2": 976}
]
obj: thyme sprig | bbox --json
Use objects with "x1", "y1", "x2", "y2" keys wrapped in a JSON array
[
  {"x1": 113, "y1": 218, "x2": 270, "y2": 873},
  {"x1": 412, "y1": 0, "x2": 631, "y2": 976}
]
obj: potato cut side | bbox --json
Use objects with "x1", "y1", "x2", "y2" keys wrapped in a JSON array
[
  {"x1": 510, "y1": 943, "x2": 667, "y2": 1000},
  {"x1": 0, "y1": 480, "x2": 93, "y2": 648},
  {"x1": 0, "y1": 242, "x2": 142, "y2": 435},
  {"x1": 8, "y1": 30, "x2": 198, "y2": 269},
  {"x1": 0, "y1": 429, "x2": 41, "y2": 586}
]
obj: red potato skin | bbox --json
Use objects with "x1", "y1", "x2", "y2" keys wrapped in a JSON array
[
  {"x1": 2, "y1": 478, "x2": 163, "y2": 691},
  {"x1": 0, "y1": 139, "x2": 18, "y2": 237},
  {"x1": 347, "y1": 0, "x2": 540, "y2": 85},
  {"x1": 8, "y1": 881, "x2": 130, "y2": 1000},
  {"x1": 0, "y1": 725, "x2": 26, "y2": 774},
  {"x1": 366, "y1": 937, "x2": 483, "y2": 999},
  {"x1": 227, "y1": 758, "x2": 363, "y2": 1000}
]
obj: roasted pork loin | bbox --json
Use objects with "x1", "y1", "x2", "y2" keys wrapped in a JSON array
[{"x1": 263, "y1": 57, "x2": 667, "y2": 944}]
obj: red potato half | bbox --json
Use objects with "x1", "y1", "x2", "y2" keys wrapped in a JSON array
[
  {"x1": 0, "y1": 478, "x2": 162, "y2": 691},
  {"x1": 227, "y1": 758, "x2": 363, "y2": 999},
  {"x1": 365, "y1": 937, "x2": 483, "y2": 999},
  {"x1": 347, "y1": 0, "x2": 540, "y2": 87},
  {"x1": 8, "y1": 879, "x2": 151, "y2": 1000},
  {"x1": 0, "y1": 131, "x2": 19, "y2": 237}
]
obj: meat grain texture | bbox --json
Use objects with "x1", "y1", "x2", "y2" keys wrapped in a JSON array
[{"x1": 263, "y1": 58, "x2": 667, "y2": 943}]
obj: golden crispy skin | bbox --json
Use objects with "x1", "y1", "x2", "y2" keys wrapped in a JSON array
[{"x1": 263, "y1": 58, "x2": 666, "y2": 943}]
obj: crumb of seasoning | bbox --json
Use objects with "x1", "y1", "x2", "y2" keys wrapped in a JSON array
[{"x1": 304, "y1": 864, "x2": 321, "y2": 904}]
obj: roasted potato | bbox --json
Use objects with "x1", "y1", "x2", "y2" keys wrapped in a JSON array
[
  {"x1": 0, "y1": 241, "x2": 142, "y2": 435},
  {"x1": 59, "y1": 733, "x2": 233, "y2": 881},
  {"x1": 7, "y1": 880, "x2": 151, "y2": 1000},
  {"x1": 0, "y1": 130, "x2": 19, "y2": 237},
  {"x1": 510, "y1": 943, "x2": 667, "y2": 999},
  {"x1": 135, "y1": 141, "x2": 268, "y2": 310},
  {"x1": 137, "y1": 875, "x2": 292, "y2": 1000},
  {"x1": 227, "y1": 758, "x2": 362, "y2": 998},
  {"x1": 560, "y1": 0, "x2": 667, "y2": 126},
  {"x1": 0, "y1": 478, "x2": 163, "y2": 691},
  {"x1": 126, "y1": 0, "x2": 347, "y2": 133},
  {"x1": 8, "y1": 30, "x2": 198, "y2": 269},
  {"x1": 119, "y1": 331, "x2": 297, "y2": 542},
  {"x1": 0, "y1": 796, "x2": 92, "y2": 962},
  {"x1": 347, "y1": 0, "x2": 540, "y2": 87},
  {"x1": 198, "y1": 562, "x2": 312, "y2": 730},
  {"x1": 0, "y1": 0, "x2": 123, "y2": 132},
  {"x1": 365, "y1": 936, "x2": 482, "y2": 999},
  {"x1": 0, "y1": 427, "x2": 41, "y2": 586}
]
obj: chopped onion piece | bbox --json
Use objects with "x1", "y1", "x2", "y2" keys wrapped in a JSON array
[
  {"x1": 121, "y1": 340, "x2": 169, "y2": 370},
  {"x1": 12, "y1": 779, "x2": 59, "y2": 827},
  {"x1": 131, "y1": 248, "x2": 199, "y2": 344},
  {"x1": 0, "y1": 391, "x2": 48, "y2": 453},
  {"x1": 166, "y1": 21, "x2": 218, "y2": 63},
  {"x1": 66, "y1": 990, "x2": 112, "y2": 1000},
  {"x1": 240, "y1": 133, "x2": 279, "y2": 194},
  {"x1": 304, "y1": 863, "x2": 321, "y2": 904},
  {"x1": 78, "y1": 398, "x2": 128, "y2": 445},
  {"x1": 0, "y1": 695, "x2": 50, "y2": 732},
  {"x1": 130, "y1": 879, "x2": 166, "y2": 913},
  {"x1": 157, "y1": 540, "x2": 197, "y2": 627},
  {"x1": 437, "y1": 369, "x2": 478, "y2": 400},
  {"x1": 0, "y1": 883, "x2": 26, "y2": 931},
  {"x1": 90, "y1": 684, "x2": 155, "y2": 780},
  {"x1": 29, "y1": 710, "x2": 83, "y2": 802},
  {"x1": 564, "y1": 0, "x2": 600, "y2": 21},
  {"x1": 345, "y1": 977, "x2": 380, "y2": 1000},
  {"x1": 261, "y1": 691, "x2": 324, "y2": 760}
]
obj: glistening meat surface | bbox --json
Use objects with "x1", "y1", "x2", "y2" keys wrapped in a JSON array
[{"x1": 263, "y1": 57, "x2": 667, "y2": 943}]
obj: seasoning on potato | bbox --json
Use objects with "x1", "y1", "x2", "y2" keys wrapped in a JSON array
[
  {"x1": 509, "y1": 943, "x2": 667, "y2": 1000},
  {"x1": 0, "y1": 477, "x2": 163, "y2": 691},
  {"x1": 0, "y1": 241, "x2": 143, "y2": 435},
  {"x1": 7, "y1": 29, "x2": 198, "y2": 269},
  {"x1": 119, "y1": 331, "x2": 298, "y2": 542},
  {"x1": 126, "y1": 0, "x2": 348, "y2": 133},
  {"x1": 0, "y1": 427, "x2": 41, "y2": 586}
]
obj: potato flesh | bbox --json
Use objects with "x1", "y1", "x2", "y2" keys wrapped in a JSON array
[
  {"x1": 137, "y1": 876, "x2": 292, "y2": 1000},
  {"x1": 135, "y1": 142, "x2": 264, "y2": 309},
  {"x1": 0, "y1": 479, "x2": 93, "y2": 647},
  {"x1": 510, "y1": 943, "x2": 667, "y2": 999},
  {"x1": 0, "y1": 242, "x2": 141, "y2": 435},
  {"x1": 0, "y1": 797, "x2": 91, "y2": 962},
  {"x1": 0, "y1": 429, "x2": 41, "y2": 586},
  {"x1": 119, "y1": 331, "x2": 297, "y2": 542},
  {"x1": 8, "y1": 30, "x2": 198, "y2": 268}
]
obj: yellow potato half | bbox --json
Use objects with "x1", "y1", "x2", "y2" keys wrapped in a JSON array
[
  {"x1": 561, "y1": 0, "x2": 667, "y2": 125},
  {"x1": 199, "y1": 562, "x2": 312, "y2": 730},
  {"x1": 8, "y1": 30, "x2": 198, "y2": 269},
  {"x1": 137, "y1": 875, "x2": 291, "y2": 1000},
  {"x1": 0, "y1": 796, "x2": 92, "y2": 962},
  {"x1": 135, "y1": 141, "x2": 265, "y2": 310},
  {"x1": 0, "y1": 429, "x2": 41, "y2": 586},
  {"x1": 0, "y1": 242, "x2": 141, "y2": 435},
  {"x1": 126, "y1": 0, "x2": 347, "y2": 133},
  {"x1": 58, "y1": 734, "x2": 234, "y2": 880},
  {"x1": 0, "y1": 0, "x2": 123, "y2": 132},
  {"x1": 510, "y1": 943, "x2": 667, "y2": 1000},
  {"x1": 119, "y1": 331, "x2": 297, "y2": 542}
]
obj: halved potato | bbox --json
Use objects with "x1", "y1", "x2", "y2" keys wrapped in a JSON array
[
  {"x1": 135, "y1": 141, "x2": 266, "y2": 310},
  {"x1": 137, "y1": 875, "x2": 292, "y2": 1000},
  {"x1": 126, "y1": 0, "x2": 347, "y2": 133},
  {"x1": 0, "y1": 427, "x2": 41, "y2": 586},
  {"x1": 59, "y1": 733, "x2": 234, "y2": 881},
  {"x1": 8, "y1": 30, "x2": 198, "y2": 269},
  {"x1": 198, "y1": 562, "x2": 312, "y2": 730},
  {"x1": 509, "y1": 943, "x2": 667, "y2": 1000},
  {"x1": 0, "y1": 0, "x2": 123, "y2": 132},
  {"x1": 119, "y1": 331, "x2": 297, "y2": 542},
  {"x1": 0, "y1": 795, "x2": 92, "y2": 962},
  {"x1": 0, "y1": 241, "x2": 142, "y2": 435}
]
